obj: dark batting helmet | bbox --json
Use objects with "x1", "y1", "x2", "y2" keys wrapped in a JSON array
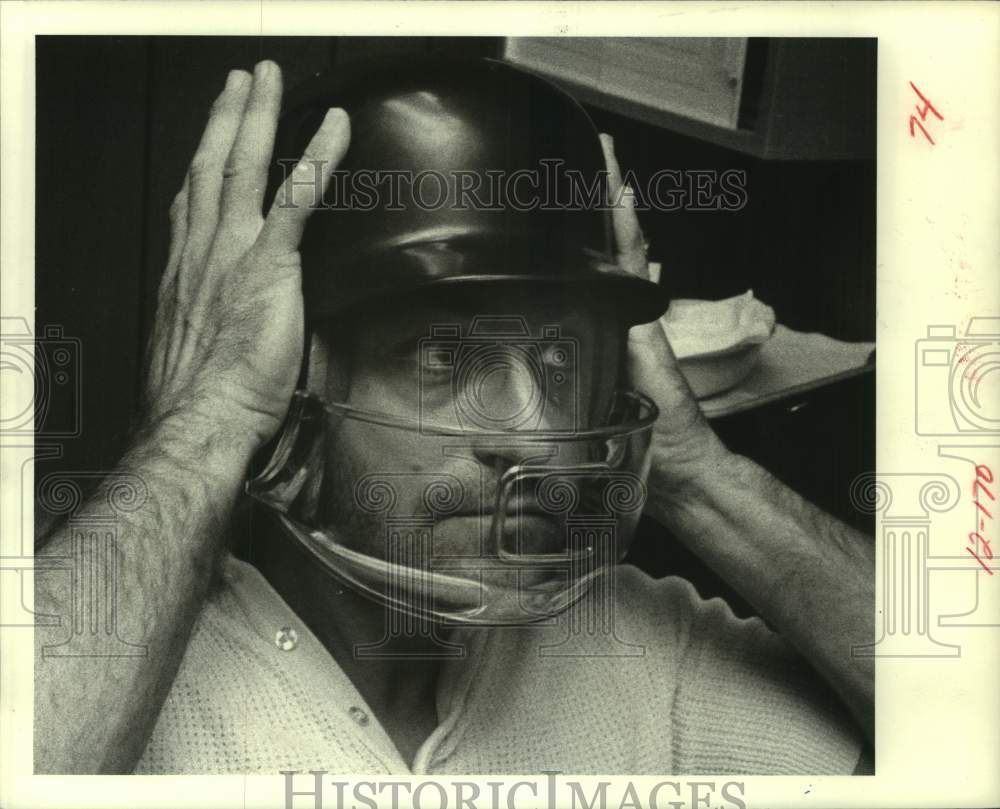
[{"x1": 267, "y1": 57, "x2": 669, "y2": 325}]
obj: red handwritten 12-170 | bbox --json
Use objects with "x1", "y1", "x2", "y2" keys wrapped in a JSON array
[{"x1": 968, "y1": 464, "x2": 994, "y2": 575}]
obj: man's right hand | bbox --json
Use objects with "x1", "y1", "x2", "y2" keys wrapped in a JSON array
[
  {"x1": 35, "y1": 62, "x2": 351, "y2": 774},
  {"x1": 144, "y1": 60, "x2": 350, "y2": 473}
]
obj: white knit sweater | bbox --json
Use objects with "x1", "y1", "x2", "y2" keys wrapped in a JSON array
[{"x1": 135, "y1": 555, "x2": 862, "y2": 774}]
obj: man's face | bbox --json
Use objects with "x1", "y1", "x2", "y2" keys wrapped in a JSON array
[{"x1": 315, "y1": 284, "x2": 627, "y2": 616}]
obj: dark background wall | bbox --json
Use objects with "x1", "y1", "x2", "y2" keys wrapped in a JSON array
[{"x1": 35, "y1": 37, "x2": 875, "y2": 555}]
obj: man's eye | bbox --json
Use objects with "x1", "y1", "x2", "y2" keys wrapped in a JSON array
[
  {"x1": 386, "y1": 338, "x2": 421, "y2": 363},
  {"x1": 420, "y1": 362, "x2": 452, "y2": 381},
  {"x1": 415, "y1": 345, "x2": 454, "y2": 379}
]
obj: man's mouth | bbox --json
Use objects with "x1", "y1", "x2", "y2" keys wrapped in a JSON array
[
  {"x1": 429, "y1": 510, "x2": 574, "y2": 560},
  {"x1": 454, "y1": 495, "x2": 553, "y2": 519}
]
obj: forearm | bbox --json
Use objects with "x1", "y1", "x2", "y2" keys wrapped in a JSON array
[
  {"x1": 31, "y1": 60, "x2": 344, "y2": 773},
  {"x1": 34, "y1": 416, "x2": 250, "y2": 773},
  {"x1": 646, "y1": 449, "x2": 875, "y2": 742}
]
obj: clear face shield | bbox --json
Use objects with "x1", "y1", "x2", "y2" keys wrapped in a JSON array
[{"x1": 246, "y1": 311, "x2": 658, "y2": 625}]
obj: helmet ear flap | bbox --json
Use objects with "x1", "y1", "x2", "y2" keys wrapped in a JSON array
[
  {"x1": 302, "y1": 321, "x2": 352, "y2": 424},
  {"x1": 246, "y1": 331, "x2": 338, "y2": 526},
  {"x1": 292, "y1": 326, "x2": 353, "y2": 525}
]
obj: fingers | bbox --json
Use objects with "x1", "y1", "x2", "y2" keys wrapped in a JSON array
[
  {"x1": 159, "y1": 177, "x2": 189, "y2": 302},
  {"x1": 258, "y1": 107, "x2": 351, "y2": 254},
  {"x1": 599, "y1": 133, "x2": 648, "y2": 279},
  {"x1": 184, "y1": 70, "x2": 253, "y2": 264},
  {"x1": 614, "y1": 187, "x2": 648, "y2": 278},
  {"x1": 220, "y1": 60, "x2": 283, "y2": 222},
  {"x1": 599, "y1": 133, "x2": 625, "y2": 200}
]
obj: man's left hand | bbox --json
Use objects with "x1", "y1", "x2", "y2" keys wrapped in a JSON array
[{"x1": 599, "y1": 134, "x2": 729, "y2": 495}]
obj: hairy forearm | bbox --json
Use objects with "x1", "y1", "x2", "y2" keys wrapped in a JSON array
[
  {"x1": 646, "y1": 449, "x2": 875, "y2": 742},
  {"x1": 34, "y1": 416, "x2": 250, "y2": 773}
]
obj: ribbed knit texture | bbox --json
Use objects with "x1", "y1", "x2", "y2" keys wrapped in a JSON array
[{"x1": 135, "y1": 555, "x2": 861, "y2": 774}]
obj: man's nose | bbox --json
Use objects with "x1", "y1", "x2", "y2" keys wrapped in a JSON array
[{"x1": 468, "y1": 438, "x2": 555, "y2": 476}]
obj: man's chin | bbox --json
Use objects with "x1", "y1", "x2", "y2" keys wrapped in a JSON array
[
  {"x1": 393, "y1": 571, "x2": 581, "y2": 626},
  {"x1": 369, "y1": 544, "x2": 581, "y2": 625},
  {"x1": 318, "y1": 511, "x2": 592, "y2": 623}
]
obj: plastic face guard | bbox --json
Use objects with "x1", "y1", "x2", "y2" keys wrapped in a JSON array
[{"x1": 247, "y1": 389, "x2": 657, "y2": 625}]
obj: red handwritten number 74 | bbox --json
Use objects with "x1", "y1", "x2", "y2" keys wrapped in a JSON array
[{"x1": 909, "y1": 82, "x2": 944, "y2": 145}]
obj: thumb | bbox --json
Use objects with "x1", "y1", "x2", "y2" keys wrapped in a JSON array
[{"x1": 598, "y1": 133, "x2": 648, "y2": 279}]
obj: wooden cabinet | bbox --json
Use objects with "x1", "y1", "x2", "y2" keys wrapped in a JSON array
[
  {"x1": 504, "y1": 37, "x2": 875, "y2": 160},
  {"x1": 505, "y1": 37, "x2": 749, "y2": 130}
]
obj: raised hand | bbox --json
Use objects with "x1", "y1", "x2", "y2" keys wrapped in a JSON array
[
  {"x1": 144, "y1": 61, "x2": 350, "y2": 469},
  {"x1": 598, "y1": 134, "x2": 728, "y2": 492}
]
